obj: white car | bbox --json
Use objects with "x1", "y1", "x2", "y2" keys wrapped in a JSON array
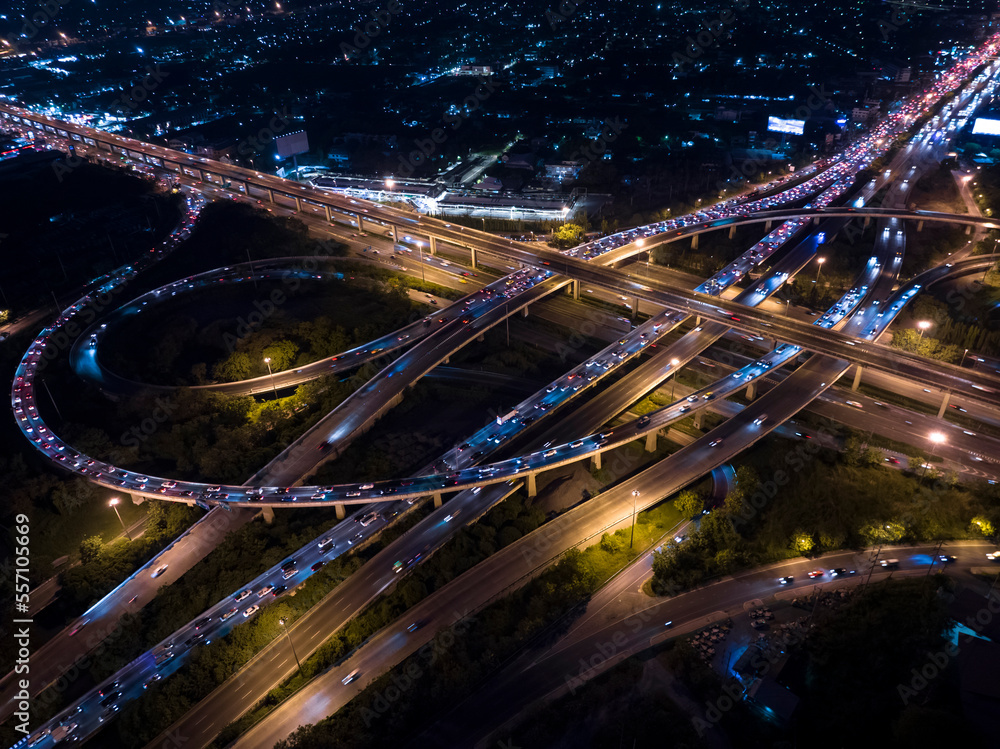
[
  {"x1": 151, "y1": 564, "x2": 169, "y2": 578},
  {"x1": 243, "y1": 604, "x2": 260, "y2": 618}
]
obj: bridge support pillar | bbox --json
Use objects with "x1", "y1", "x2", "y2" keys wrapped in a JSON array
[
  {"x1": 261, "y1": 505, "x2": 275, "y2": 524},
  {"x1": 476, "y1": 333, "x2": 485, "y2": 342},
  {"x1": 765, "y1": 220, "x2": 772, "y2": 231},
  {"x1": 325, "y1": 205, "x2": 333, "y2": 222},
  {"x1": 645, "y1": 430, "x2": 657, "y2": 453},
  {"x1": 812, "y1": 216, "x2": 820, "y2": 225},
  {"x1": 571, "y1": 279, "x2": 580, "y2": 300},
  {"x1": 470, "y1": 247, "x2": 477, "y2": 268},
  {"x1": 527, "y1": 472, "x2": 538, "y2": 498},
  {"x1": 129, "y1": 492, "x2": 145, "y2": 505},
  {"x1": 966, "y1": 225, "x2": 972, "y2": 235},
  {"x1": 199, "y1": 169, "x2": 209, "y2": 182},
  {"x1": 863, "y1": 216, "x2": 871, "y2": 228},
  {"x1": 746, "y1": 381, "x2": 757, "y2": 400},
  {"x1": 592, "y1": 451, "x2": 602, "y2": 470},
  {"x1": 917, "y1": 220, "x2": 924, "y2": 232},
  {"x1": 729, "y1": 225, "x2": 736, "y2": 240},
  {"x1": 429, "y1": 236, "x2": 438, "y2": 255},
  {"x1": 693, "y1": 410, "x2": 704, "y2": 430},
  {"x1": 522, "y1": 305, "x2": 529, "y2": 317},
  {"x1": 433, "y1": 493, "x2": 442, "y2": 509},
  {"x1": 294, "y1": 196, "x2": 302, "y2": 212},
  {"x1": 852, "y1": 365, "x2": 863, "y2": 392},
  {"x1": 937, "y1": 391, "x2": 950, "y2": 418},
  {"x1": 695, "y1": 316, "x2": 702, "y2": 326},
  {"x1": 266, "y1": 187, "x2": 275, "y2": 203},
  {"x1": 690, "y1": 234, "x2": 699, "y2": 250},
  {"x1": 334, "y1": 503, "x2": 345, "y2": 520},
  {"x1": 351, "y1": 212, "x2": 363, "y2": 232}
]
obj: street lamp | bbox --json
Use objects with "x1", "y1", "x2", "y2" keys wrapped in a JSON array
[
  {"x1": 109, "y1": 498, "x2": 130, "y2": 540},
  {"x1": 415, "y1": 240, "x2": 425, "y2": 282},
  {"x1": 917, "y1": 320, "x2": 932, "y2": 340},
  {"x1": 928, "y1": 431, "x2": 946, "y2": 456},
  {"x1": 670, "y1": 358, "x2": 680, "y2": 400},
  {"x1": 278, "y1": 617, "x2": 302, "y2": 676},
  {"x1": 814, "y1": 256, "x2": 826, "y2": 283},
  {"x1": 630, "y1": 490, "x2": 640, "y2": 549},
  {"x1": 263, "y1": 357, "x2": 278, "y2": 399},
  {"x1": 961, "y1": 348, "x2": 969, "y2": 367},
  {"x1": 385, "y1": 178, "x2": 394, "y2": 192}
]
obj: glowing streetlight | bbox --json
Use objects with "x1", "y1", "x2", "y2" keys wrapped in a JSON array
[
  {"x1": 815, "y1": 256, "x2": 826, "y2": 283},
  {"x1": 109, "y1": 497, "x2": 130, "y2": 540},
  {"x1": 670, "y1": 358, "x2": 680, "y2": 399},
  {"x1": 630, "y1": 490, "x2": 641, "y2": 549},
  {"x1": 263, "y1": 357, "x2": 278, "y2": 399},
  {"x1": 917, "y1": 320, "x2": 932, "y2": 340},
  {"x1": 385, "y1": 178, "x2": 395, "y2": 191},
  {"x1": 278, "y1": 618, "x2": 302, "y2": 675}
]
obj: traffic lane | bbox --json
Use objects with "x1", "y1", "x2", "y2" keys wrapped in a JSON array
[{"x1": 457, "y1": 544, "x2": 997, "y2": 749}]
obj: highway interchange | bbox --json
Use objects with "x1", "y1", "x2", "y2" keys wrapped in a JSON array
[{"x1": 7, "y1": 32, "x2": 1000, "y2": 749}]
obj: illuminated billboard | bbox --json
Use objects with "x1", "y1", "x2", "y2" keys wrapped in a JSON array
[
  {"x1": 276, "y1": 130, "x2": 309, "y2": 159},
  {"x1": 767, "y1": 116, "x2": 805, "y2": 135},
  {"x1": 972, "y1": 117, "x2": 1000, "y2": 136}
]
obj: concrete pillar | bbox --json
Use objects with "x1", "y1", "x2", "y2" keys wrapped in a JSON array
[
  {"x1": 476, "y1": 333, "x2": 485, "y2": 342},
  {"x1": 863, "y1": 216, "x2": 871, "y2": 228},
  {"x1": 852, "y1": 365, "x2": 863, "y2": 392},
  {"x1": 812, "y1": 216, "x2": 820, "y2": 225},
  {"x1": 325, "y1": 205, "x2": 333, "y2": 222},
  {"x1": 261, "y1": 505, "x2": 275, "y2": 523},
  {"x1": 334, "y1": 503, "x2": 345, "y2": 520},
  {"x1": 357, "y1": 213, "x2": 365, "y2": 233},
  {"x1": 690, "y1": 234, "x2": 699, "y2": 250},
  {"x1": 294, "y1": 196, "x2": 302, "y2": 212},
  {"x1": 937, "y1": 391, "x2": 950, "y2": 418},
  {"x1": 693, "y1": 410, "x2": 704, "y2": 430},
  {"x1": 572, "y1": 280, "x2": 580, "y2": 300},
  {"x1": 695, "y1": 316, "x2": 702, "y2": 326},
  {"x1": 199, "y1": 169, "x2": 208, "y2": 182},
  {"x1": 429, "y1": 236, "x2": 438, "y2": 255},
  {"x1": 522, "y1": 305, "x2": 529, "y2": 317},
  {"x1": 592, "y1": 451, "x2": 602, "y2": 470},
  {"x1": 129, "y1": 492, "x2": 145, "y2": 505},
  {"x1": 728, "y1": 225, "x2": 736, "y2": 240},
  {"x1": 746, "y1": 381, "x2": 757, "y2": 400},
  {"x1": 527, "y1": 472, "x2": 538, "y2": 498},
  {"x1": 917, "y1": 220, "x2": 924, "y2": 232},
  {"x1": 764, "y1": 220, "x2": 772, "y2": 231},
  {"x1": 266, "y1": 187, "x2": 275, "y2": 203},
  {"x1": 645, "y1": 430, "x2": 657, "y2": 452},
  {"x1": 470, "y1": 247, "x2": 477, "y2": 268},
  {"x1": 433, "y1": 493, "x2": 442, "y2": 508},
  {"x1": 966, "y1": 225, "x2": 972, "y2": 235}
]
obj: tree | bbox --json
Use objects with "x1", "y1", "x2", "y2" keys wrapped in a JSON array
[
  {"x1": 550, "y1": 223, "x2": 584, "y2": 249},
  {"x1": 970, "y1": 515, "x2": 996, "y2": 538},
  {"x1": 674, "y1": 491, "x2": 703, "y2": 519},
  {"x1": 792, "y1": 530, "x2": 815, "y2": 554},
  {"x1": 79, "y1": 535, "x2": 103, "y2": 564},
  {"x1": 261, "y1": 340, "x2": 299, "y2": 372}
]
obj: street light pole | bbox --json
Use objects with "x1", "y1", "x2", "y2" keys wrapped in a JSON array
[
  {"x1": 109, "y1": 498, "x2": 131, "y2": 540},
  {"x1": 917, "y1": 320, "x2": 931, "y2": 340},
  {"x1": 670, "y1": 358, "x2": 680, "y2": 401},
  {"x1": 815, "y1": 256, "x2": 825, "y2": 283},
  {"x1": 264, "y1": 357, "x2": 278, "y2": 399},
  {"x1": 279, "y1": 618, "x2": 302, "y2": 675},
  {"x1": 630, "y1": 490, "x2": 640, "y2": 549}
]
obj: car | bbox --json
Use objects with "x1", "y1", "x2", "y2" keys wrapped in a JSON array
[
  {"x1": 99, "y1": 705, "x2": 119, "y2": 723},
  {"x1": 753, "y1": 414, "x2": 768, "y2": 426},
  {"x1": 184, "y1": 632, "x2": 208, "y2": 648},
  {"x1": 885, "y1": 456, "x2": 901, "y2": 465},
  {"x1": 194, "y1": 616, "x2": 212, "y2": 629},
  {"x1": 151, "y1": 564, "x2": 169, "y2": 578},
  {"x1": 807, "y1": 569, "x2": 825, "y2": 579},
  {"x1": 98, "y1": 681, "x2": 120, "y2": 698},
  {"x1": 709, "y1": 439, "x2": 723, "y2": 448},
  {"x1": 99, "y1": 690, "x2": 121, "y2": 707},
  {"x1": 257, "y1": 585, "x2": 275, "y2": 597},
  {"x1": 778, "y1": 576, "x2": 793, "y2": 585},
  {"x1": 243, "y1": 604, "x2": 260, "y2": 618},
  {"x1": 311, "y1": 560, "x2": 326, "y2": 572},
  {"x1": 235, "y1": 589, "x2": 251, "y2": 602},
  {"x1": 221, "y1": 607, "x2": 239, "y2": 621},
  {"x1": 406, "y1": 621, "x2": 422, "y2": 633},
  {"x1": 359, "y1": 512, "x2": 379, "y2": 527},
  {"x1": 282, "y1": 568, "x2": 298, "y2": 580},
  {"x1": 144, "y1": 674, "x2": 163, "y2": 689},
  {"x1": 880, "y1": 558, "x2": 900, "y2": 568},
  {"x1": 829, "y1": 568, "x2": 856, "y2": 577},
  {"x1": 272, "y1": 585, "x2": 287, "y2": 596},
  {"x1": 342, "y1": 669, "x2": 360, "y2": 685},
  {"x1": 987, "y1": 551, "x2": 1000, "y2": 562},
  {"x1": 938, "y1": 554, "x2": 957, "y2": 564},
  {"x1": 69, "y1": 618, "x2": 90, "y2": 636}
]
